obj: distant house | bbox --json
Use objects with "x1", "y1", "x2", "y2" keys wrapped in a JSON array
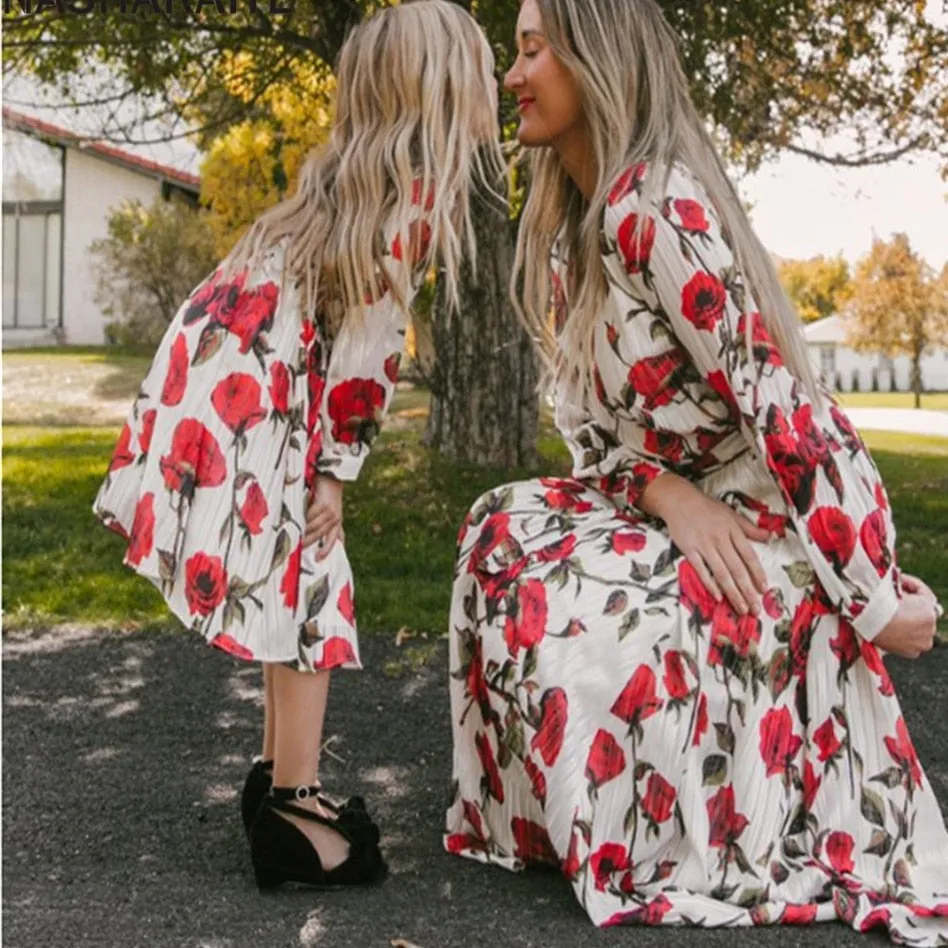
[
  {"x1": 2, "y1": 81, "x2": 201, "y2": 347},
  {"x1": 803, "y1": 314, "x2": 948, "y2": 393}
]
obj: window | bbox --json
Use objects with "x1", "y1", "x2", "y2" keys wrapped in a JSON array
[
  {"x1": 819, "y1": 346, "x2": 836, "y2": 382},
  {"x1": 2, "y1": 128, "x2": 64, "y2": 330}
]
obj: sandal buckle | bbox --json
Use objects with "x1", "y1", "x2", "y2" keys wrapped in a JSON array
[{"x1": 295, "y1": 786, "x2": 311, "y2": 801}]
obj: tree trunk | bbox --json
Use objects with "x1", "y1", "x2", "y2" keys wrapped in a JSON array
[
  {"x1": 911, "y1": 350, "x2": 922, "y2": 409},
  {"x1": 423, "y1": 185, "x2": 539, "y2": 468}
]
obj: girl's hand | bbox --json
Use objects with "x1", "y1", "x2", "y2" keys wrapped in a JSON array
[
  {"x1": 641, "y1": 473, "x2": 771, "y2": 616},
  {"x1": 874, "y1": 592, "x2": 938, "y2": 659},
  {"x1": 303, "y1": 475, "x2": 344, "y2": 562}
]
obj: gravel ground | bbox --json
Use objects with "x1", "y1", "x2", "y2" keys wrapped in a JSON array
[{"x1": 3, "y1": 626, "x2": 946, "y2": 948}]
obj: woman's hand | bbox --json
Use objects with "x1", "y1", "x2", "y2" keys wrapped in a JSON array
[
  {"x1": 640, "y1": 473, "x2": 771, "y2": 616},
  {"x1": 874, "y1": 591, "x2": 938, "y2": 659},
  {"x1": 303, "y1": 475, "x2": 344, "y2": 562}
]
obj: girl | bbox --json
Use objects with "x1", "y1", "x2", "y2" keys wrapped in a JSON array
[
  {"x1": 94, "y1": 0, "x2": 504, "y2": 891},
  {"x1": 445, "y1": 0, "x2": 948, "y2": 942}
]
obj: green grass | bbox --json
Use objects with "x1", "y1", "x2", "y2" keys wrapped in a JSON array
[
  {"x1": 836, "y1": 392, "x2": 948, "y2": 412},
  {"x1": 2, "y1": 420, "x2": 945, "y2": 638},
  {"x1": 0, "y1": 420, "x2": 570, "y2": 633}
]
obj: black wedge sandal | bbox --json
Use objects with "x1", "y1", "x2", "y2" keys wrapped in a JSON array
[
  {"x1": 250, "y1": 784, "x2": 387, "y2": 890},
  {"x1": 240, "y1": 761, "x2": 367, "y2": 836}
]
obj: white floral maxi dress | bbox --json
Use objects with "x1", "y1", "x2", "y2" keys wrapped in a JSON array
[
  {"x1": 93, "y1": 209, "x2": 430, "y2": 671},
  {"x1": 445, "y1": 163, "x2": 948, "y2": 943}
]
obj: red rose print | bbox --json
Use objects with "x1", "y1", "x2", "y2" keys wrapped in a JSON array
[
  {"x1": 884, "y1": 716, "x2": 923, "y2": 790},
  {"x1": 445, "y1": 833, "x2": 486, "y2": 855},
  {"x1": 758, "y1": 707, "x2": 802, "y2": 778},
  {"x1": 859, "y1": 908, "x2": 892, "y2": 934},
  {"x1": 535, "y1": 535, "x2": 577, "y2": 563},
  {"x1": 762, "y1": 589, "x2": 783, "y2": 620},
  {"x1": 738, "y1": 309, "x2": 785, "y2": 369},
  {"x1": 808, "y1": 507, "x2": 857, "y2": 571},
  {"x1": 692, "y1": 692, "x2": 708, "y2": 747},
  {"x1": 612, "y1": 529, "x2": 647, "y2": 555},
  {"x1": 222, "y1": 282, "x2": 279, "y2": 353},
  {"x1": 238, "y1": 481, "x2": 268, "y2": 535},
  {"x1": 644, "y1": 428, "x2": 686, "y2": 464},
  {"x1": 813, "y1": 717, "x2": 842, "y2": 762},
  {"x1": 708, "y1": 599, "x2": 761, "y2": 664},
  {"x1": 859, "y1": 509, "x2": 891, "y2": 578},
  {"x1": 127, "y1": 493, "x2": 155, "y2": 567},
  {"x1": 602, "y1": 894, "x2": 673, "y2": 928},
  {"x1": 789, "y1": 403, "x2": 829, "y2": 466},
  {"x1": 317, "y1": 636, "x2": 357, "y2": 667},
  {"x1": 307, "y1": 358, "x2": 326, "y2": 430},
  {"x1": 829, "y1": 402, "x2": 861, "y2": 449},
  {"x1": 281, "y1": 543, "x2": 302, "y2": 611},
  {"x1": 802, "y1": 759, "x2": 821, "y2": 811},
  {"x1": 109, "y1": 422, "x2": 135, "y2": 472},
  {"x1": 825, "y1": 830, "x2": 854, "y2": 874},
  {"x1": 211, "y1": 373, "x2": 268, "y2": 436},
  {"x1": 543, "y1": 488, "x2": 594, "y2": 514},
  {"x1": 184, "y1": 552, "x2": 227, "y2": 617},
  {"x1": 616, "y1": 213, "x2": 656, "y2": 274},
  {"x1": 673, "y1": 198, "x2": 709, "y2": 233},
  {"x1": 707, "y1": 785, "x2": 749, "y2": 848},
  {"x1": 327, "y1": 377, "x2": 386, "y2": 446},
  {"x1": 628, "y1": 347, "x2": 688, "y2": 410},
  {"x1": 503, "y1": 579, "x2": 548, "y2": 655},
  {"x1": 383, "y1": 353, "x2": 400, "y2": 384},
  {"x1": 524, "y1": 757, "x2": 547, "y2": 806},
  {"x1": 874, "y1": 482, "x2": 889, "y2": 511},
  {"x1": 679, "y1": 559, "x2": 716, "y2": 621},
  {"x1": 782, "y1": 904, "x2": 819, "y2": 925},
  {"x1": 511, "y1": 817, "x2": 557, "y2": 865},
  {"x1": 590, "y1": 842, "x2": 630, "y2": 891},
  {"x1": 210, "y1": 633, "x2": 253, "y2": 661},
  {"x1": 860, "y1": 640, "x2": 894, "y2": 696},
  {"x1": 610, "y1": 665, "x2": 664, "y2": 728},
  {"x1": 392, "y1": 219, "x2": 432, "y2": 266},
  {"x1": 681, "y1": 271, "x2": 727, "y2": 332},
  {"x1": 465, "y1": 636, "x2": 492, "y2": 722},
  {"x1": 268, "y1": 361, "x2": 290, "y2": 415},
  {"x1": 183, "y1": 269, "x2": 247, "y2": 326},
  {"x1": 411, "y1": 177, "x2": 436, "y2": 210},
  {"x1": 159, "y1": 419, "x2": 227, "y2": 495},
  {"x1": 585, "y1": 728, "x2": 626, "y2": 790},
  {"x1": 531, "y1": 687, "x2": 568, "y2": 767},
  {"x1": 337, "y1": 582, "x2": 355, "y2": 625},
  {"x1": 561, "y1": 824, "x2": 582, "y2": 881},
  {"x1": 551, "y1": 270, "x2": 568, "y2": 334},
  {"x1": 607, "y1": 162, "x2": 648, "y2": 205},
  {"x1": 474, "y1": 513, "x2": 511, "y2": 561},
  {"x1": 161, "y1": 333, "x2": 189, "y2": 406},
  {"x1": 462, "y1": 799, "x2": 486, "y2": 840},
  {"x1": 662, "y1": 650, "x2": 690, "y2": 700},
  {"x1": 641, "y1": 772, "x2": 676, "y2": 824},
  {"x1": 475, "y1": 731, "x2": 504, "y2": 803},
  {"x1": 138, "y1": 409, "x2": 157, "y2": 455},
  {"x1": 829, "y1": 617, "x2": 860, "y2": 670}
]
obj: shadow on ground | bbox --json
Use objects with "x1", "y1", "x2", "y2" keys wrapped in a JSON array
[{"x1": 4, "y1": 627, "x2": 946, "y2": 948}]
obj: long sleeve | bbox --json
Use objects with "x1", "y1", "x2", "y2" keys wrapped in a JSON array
[
  {"x1": 313, "y1": 209, "x2": 431, "y2": 483},
  {"x1": 602, "y1": 164, "x2": 900, "y2": 641}
]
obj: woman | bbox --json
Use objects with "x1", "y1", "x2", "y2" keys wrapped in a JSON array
[
  {"x1": 94, "y1": 0, "x2": 505, "y2": 890},
  {"x1": 444, "y1": 0, "x2": 948, "y2": 941}
]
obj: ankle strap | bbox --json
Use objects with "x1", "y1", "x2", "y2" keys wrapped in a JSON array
[{"x1": 270, "y1": 783, "x2": 323, "y2": 803}]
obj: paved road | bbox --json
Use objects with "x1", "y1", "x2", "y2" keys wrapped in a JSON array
[
  {"x1": 3, "y1": 626, "x2": 946, "y2": 948},
  {"x1": 846, "y1": 408, "x2": 948, "y2": 439}
]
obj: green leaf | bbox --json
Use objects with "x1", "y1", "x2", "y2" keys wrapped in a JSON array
[
  {"x1": 860, "y1": 786, "x2": 886, "y2": 828},
  {"x1": 702, "y1": 754, "x2": 728, "y2": 787},
  {"x1": 618, "y1": 608, "x2": 640, "y2": 641},
  {"x1": 191, "y1": 324, "x2": 226, "y2": 367},
  {"x1": 271, "y1": 529, "x2": 291, "y2": 571},
  {"x1": 305, "y1": 575, "x2": 330, "y2": 619},
  {"x1": 783, "y1": 561, "x2": 815, "y2": 588}
]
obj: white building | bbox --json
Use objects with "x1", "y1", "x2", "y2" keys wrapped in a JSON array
[
  {"x1": 804, "y1": 314, "x2": 948, "y2": 393},
  {"x1": 2, "y1": 77, "x2": 201, "y2": 347}
]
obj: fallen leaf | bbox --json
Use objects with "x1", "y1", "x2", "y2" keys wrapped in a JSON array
[{"x1": 395, "y1": 627, "x2": 415, "y2": 647}]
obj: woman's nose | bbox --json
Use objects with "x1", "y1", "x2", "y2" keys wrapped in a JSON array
[{"x1": 504, "y1": 62, "x2": 523, "y2": 92}]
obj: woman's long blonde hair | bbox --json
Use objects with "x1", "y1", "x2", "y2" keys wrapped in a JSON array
[
  {"x1": 513, "y1": 0, "x2": 819, "y2": 401},
  {"x1": 228, "y1": 0, "x2": 505, "y2": 333}
]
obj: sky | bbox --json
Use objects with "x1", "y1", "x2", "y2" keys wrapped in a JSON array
[
  {"x1": 739, "y1": 0, "x2": 947, "y2": 272},
  {"x1": 740, "y1": 150, "x2": 948, "y2": 271}
]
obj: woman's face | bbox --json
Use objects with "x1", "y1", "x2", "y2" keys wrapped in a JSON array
[{"x1": 504, "y1": 0, "x2": 584, "y2": 149}]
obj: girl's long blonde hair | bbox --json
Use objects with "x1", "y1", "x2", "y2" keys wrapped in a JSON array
[
  {"x1": 513, "y1": 0, "x2": 820, "y2": 401},
  {"x1": 228, "y1": 0, "x2": 505, "y2": 333}
]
